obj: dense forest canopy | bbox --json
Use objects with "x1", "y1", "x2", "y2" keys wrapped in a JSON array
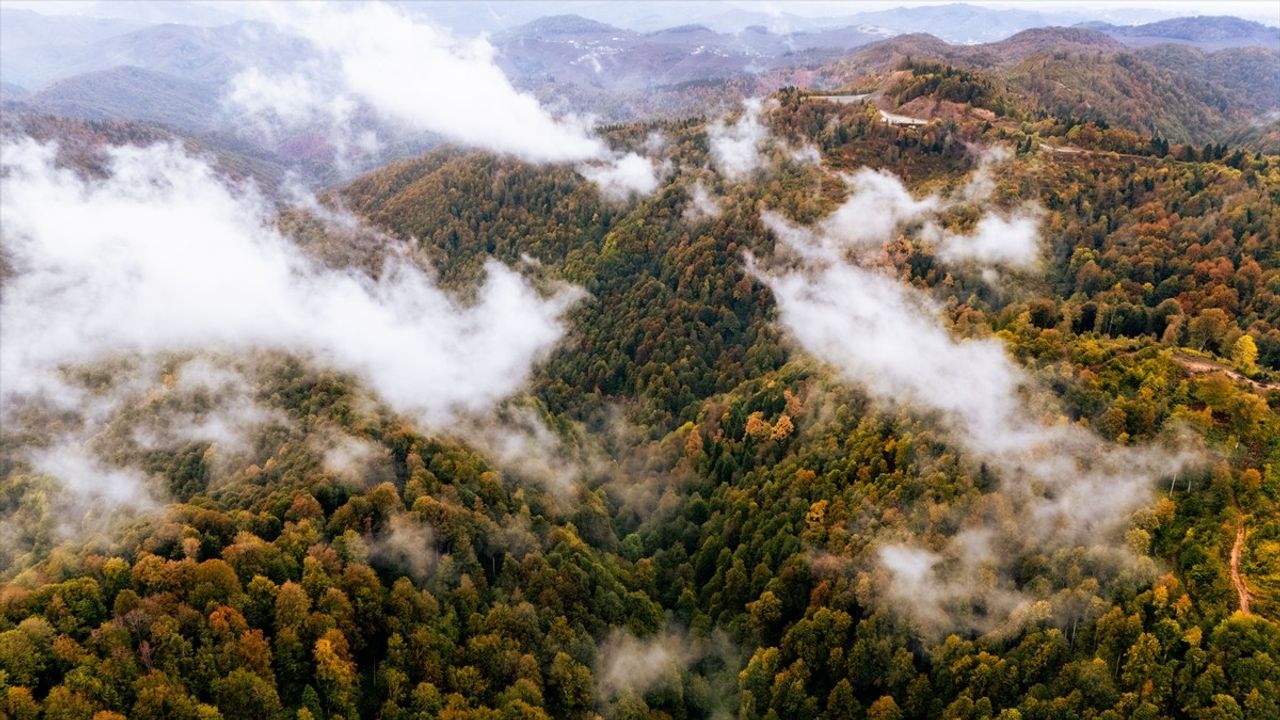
[{"x1": 2, "y1": 3, "x2": 1279, "y2": 720}]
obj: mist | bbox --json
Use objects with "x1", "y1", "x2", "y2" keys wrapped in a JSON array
[
  {"x1": 0, "y1": 138, "x2": 584, "y2": 551},
  {"x1": 596, "y1": 626, "x2": 740, "y2": 716},
  {"x1": 708, "y1": 99, "x2": 770, "y2": 181},
  {"x1": 226, "y1": 1, "x2": 661, "y2": 194},
  {"x1": 1, "y1": 139, "x2": 578, "y2": 425},
  {"x1": 751, "y1": 159, "x2": 1200, "y2": 634}
]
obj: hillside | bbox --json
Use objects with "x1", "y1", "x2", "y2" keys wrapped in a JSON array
[
  {"x1": 4, "y1": 88, "x2": 1278, "y2": 719},
  {"x1": 493, "y1": 12, "x2": 881, "y2": 105},
  {"x1": 3, "y1": 5, "x2": 1280, "y2": 719},
  {"x1": 1083, "y1": 16, "x2": 1280, "y2": 51},
  {"x1": 0, "y1": 110, "x2": 300, "y2": 192},
  {"x1": 823, "y1": 28, "x2": 1280, "y2": 150},
  {"x1": 20, "y1": 66, "x2": 223, "y2": 132}
]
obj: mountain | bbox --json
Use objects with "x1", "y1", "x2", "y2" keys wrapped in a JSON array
[
  {"x1": 1082, "y1": 16, "x2": 1280, "y2": 51},
  {"x1": 494, "y1": 12, "x2": 881, "y2": 90},
  {"x1": 513, "y1": 13, "x2": 630, "y2": 37},
  {"x1": 0, "y1": 107, "x2": 299, "y2": 191},
  {"x1": 20, "y1": 66, "x2": 224, "y2": 132},
  {"x1": 842, "y1": 3, "x2": 1074, "y2": 44},
  {"x1": 0, "y1": 14, "x2": 310, "y2": 90},
  {"x1": 493, "y1": 13, "x2": 883, "y2": 119},
  {"x1": 0, "y1": 81, "x2": 28, "y2": 101},
  {"x1": 821, "y1": 27, "x2": 1280, "y2": 148},
  {"x1": 5, "y1": 87, "x2": 1278, "y2": 718},
  {"x1": 0, "y1": 8, "x2": 142, "y2": 87},
  {"x1": 5, "y1": 2, "x2": 1280, "y2": 717}
]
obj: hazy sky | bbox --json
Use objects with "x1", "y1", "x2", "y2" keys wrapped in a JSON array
[
  {"x1": 745, "y1": 0, "x2": 1275, "y2": 16},
  {"x1": 5, "y1": 0, "x2": 1277, "y2": 28}
]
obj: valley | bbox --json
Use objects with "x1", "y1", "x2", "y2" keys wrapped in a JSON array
[{"x1": 1, "y1": 3, "x2": 1278, "y2": 719}]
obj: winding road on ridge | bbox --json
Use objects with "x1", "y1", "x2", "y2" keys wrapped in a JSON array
[{"x1": 1232, "y1": 518, "x2": 1253, "y2": 615}]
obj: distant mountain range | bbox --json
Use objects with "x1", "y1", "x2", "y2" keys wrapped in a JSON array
[
  {"x1": 1080, "y1": 16, "x2": 1279, "y2": 51},
  {"x1": 2, "y1": 6, "x2": 1277, "y2": 159},
  {"x1": 814, "y1": 26, "x2": 1280, "y2": 150},
  {"x1": 0, "y1": 9, "x2": 309, "y2": 90},
  {"x1": 412, "y1": 1, "x2": 1278, "y2": 41},
  {"x1": 491, "y1": 14, "x2": 888, "y2": 94}
]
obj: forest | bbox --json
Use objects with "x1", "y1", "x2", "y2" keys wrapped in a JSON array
[{"x1": 2, "y1": 46, "x2": 1279, "y2": 720}]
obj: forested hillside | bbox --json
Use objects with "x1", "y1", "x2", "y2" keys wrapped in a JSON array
[
  {"x1": 2, "y1": 77, "x2": 1277, "y2": 720},
  {"x1": 818, "y1": 29, "x2": 1280, "y2": 153}
]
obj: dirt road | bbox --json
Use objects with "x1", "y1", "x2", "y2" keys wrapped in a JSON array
[
  {"x1": 1173, "y1": 353, "x2": 1280, "y2": 392},
  {"x1": 1232, "y1": 518, "x2": 1253, "y2": 614}
]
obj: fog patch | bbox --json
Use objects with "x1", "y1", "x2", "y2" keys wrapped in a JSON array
[
  {"x1": 319, "y1": 430, "x2": 394, "y2": 488},
  {"x1": 683, "y1": 180, "x2": 723, "y2": 222},
  {"x1": 596, "y1": 627, "x2": 740, "y2": 716},
  {"x1": 0, "y1": 138, "x2": 582, "y2": 568},
  {"x1": 708, "y1": 98, "x2": 770, "y2": 181},
  {"x1": 226, "y1": 2, "x2": 661, "y2": 197},
  {"x1": 930, "y1": 212, "x2": 1042, "y2": 270},
  {"x1": 368, "y1": 513, "x2": 439, "y2": 584},
  {"x1": 461, "y1": 403, "x2": 593, "y2": 498},
  {"x1": 752, "y1": 161, "x2": 1199, "y2": 635},
  {"x1": 1, "y1": 139, "x2": 578, "y2": 427},
  {"x1": 960, "y1": 145, "x2": 1012, "y2": 202},
  {"x1": 579, "y1": 153, "x2": 666, "y2": 202}
]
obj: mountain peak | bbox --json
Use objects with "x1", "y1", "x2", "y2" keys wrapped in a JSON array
[{"x1": 513, "y1": 14, "x2": 625, "y2": 37}]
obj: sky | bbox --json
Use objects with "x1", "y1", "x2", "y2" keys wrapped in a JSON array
[{"x1": 4, "y1": 0, "x2": 1277, "y2": 29}]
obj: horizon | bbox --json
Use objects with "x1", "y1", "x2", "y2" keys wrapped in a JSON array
[{"x1": 3, "y1": 0, "x2": 1277, "y2": 31}]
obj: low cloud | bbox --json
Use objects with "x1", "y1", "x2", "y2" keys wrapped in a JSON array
[
  {"x1": 597, "y1": 629, "x2": 696, "y2": 700},
  {"x1": 368, "y1": 513, "x2": 439, "y2": 584},
  {"x1": 225, "y1": 2, "x2": 659, "y2": 197},
  {"x1": 0, "y1": 353, "x2": 293, "y2": 572},
  {"x1": 1, "y1": 139, "x2": 578, "y2": 426},
  {"x1": 596, "y1": 627, "x2": 739, "y2": 715},
  {"x1": 762, "y1": 168, "x2": 938, "y2": 257},
  {"x1": 960, "y1": 145, "x2": 1012, "y2": 202},
  {"x1": 579, "y1": 152, "x2": 666, "y2": 202},
  {"x1": 683, "y1": 180, "x2": 723, "y2": 222},
  {"x1": 706, "y1": 99, "x2": 824, "y2": 183},
  {"x1": 931, "y1": 212, "x2": 1041, "y2": 270},
  {"x1": 0, "y1": 138, "x2": 582, "y2": 553},
  {"x1": 763, "y1": 162, "x2": 1039, "y2": 272},
  {"x1": 708, "y1": 99, "x2": 770, "y2": 181},
  {"x1": 240, "y1": 2, "x2": 602, "y2": 163},
  {"x1": 752, "y1": 160, "x2": 1198, "y2": 634},
  {"x1": 319, "y1": 430, "x2": 394, "y2": 488}
]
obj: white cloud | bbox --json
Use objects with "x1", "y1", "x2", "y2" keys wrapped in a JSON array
[
  {"x1": 29, "y1": 444, "x2": 157, "y2": 511},
  {"x1": 764, "y1": 161, "x2": 1039, "y2": 273},
  {"x1": 757, "y1": 240, "x2": 1194, "y2": 544},
  {"x1": 960, "y1": 145, "x2": 1012, "y2": 202},
  {"x1": 708, "y1": 98, "x2": 770, "y2": 181},
  {"x1": 0, "y1": 139, "x2": 578, "y2": 426},
  {"x1": 595, "y1": 627, "x2": 740, "y2": 712},
  {"x1": 579, "y1": 152, "x2": 665, "y2": 202},
  {"x1": 683, "y1": 180, "x2": 723, "y2": 222},
  {"x1": 251, "y1": 2, "x2": 605, "y2": 163},
  {"x1": 369, "y1": 513, "x2": 439, "y2": 584},
  {"x1": 597, "y1": 629, "x2": 694, "y2": 700},
  {"x1": 223, "y1": 2, "x2": 664, "y2": 197},
  {"x1": 813, "y1": 167, "x2": 940, "y2": 249},
  {"x1": 228, "y1": 65, "x2": 338, "y2": 127},
  {"x1": 0, "y1": 139, "x2": 583, "y2": 519},
  {"x1": 933, "y1": 212, "x2": 1041, "y2": 270},
  {"x1": 751, "y1": 162, "x2": 1199, "y2": 633}
]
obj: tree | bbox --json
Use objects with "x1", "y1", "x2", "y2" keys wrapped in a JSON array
[
  {"x1": 212, "y1": 668, "x2": 282, "y2": 720},
  {"x1": 314, "y1": 630, "x2": 358, "y2": 718},
  {"x1": 549, "y1": 652, "x2": 593, "y2": 712},
  {"x1": 1231, "y1": 335, "x2": 1258, "y2": 375},
  {"x1": 1189, "y1": 309, "x2": 1232, "y2": 353},
  {"x1": 868, "y1": 695, "x2": 903, "y2": 720}
]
